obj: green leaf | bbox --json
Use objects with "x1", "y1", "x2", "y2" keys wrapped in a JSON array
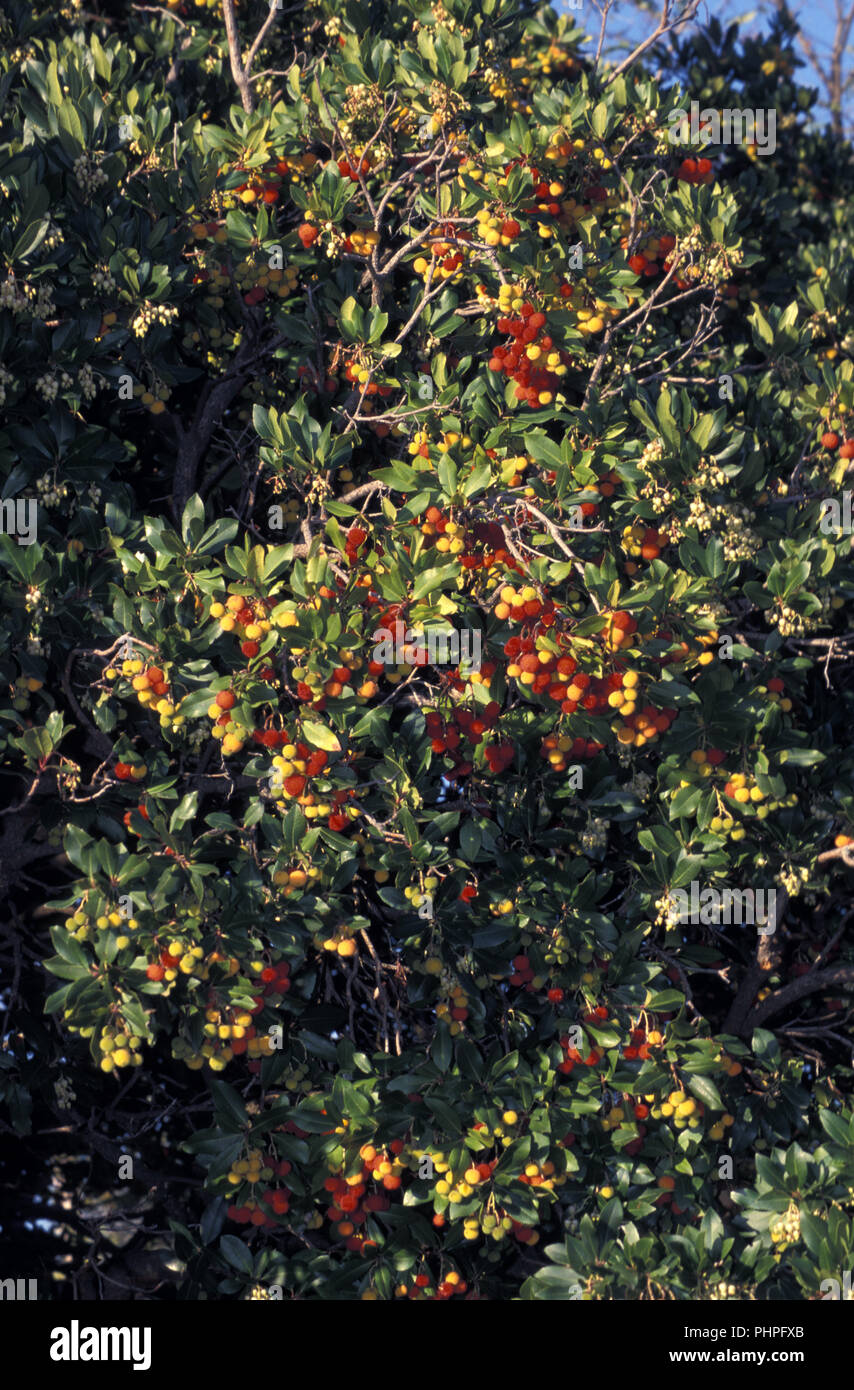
[
  {"x1": 431, "y1": 1025, "x2": 452, "y2": 1073},
  {"x1": 219, "y1": 1234, "x2": 254, "y2": 1275},
  {"x1": 208, "y1": 1078, "x2": 249, "y2": 1130},
  {"x1": 686, "y1": 1074, "x2": 724, "y2": 1112},
  {"x1": 459, "y1": 820, "x2": 482, "y2": 861},
  {"x1": 413, "y1": 563, "x2": 458, "y2": 601},
  {"x1": 591, "y1": 101, "x2": 608, "y2": 139},
  {"x1": 300, "y1": 720, "x2": 341, "y2": 752},
  {"x1": 340, "y1": 295, "x2": 365, "y2": 340},
  {"x1": 818, "y1": 1109, "x2": 850, "y2": 1146},
  {"x1": 49, "y1": 927, "x2": 89, "y2": 967}
]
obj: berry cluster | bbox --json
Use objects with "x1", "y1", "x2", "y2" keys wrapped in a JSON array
[
  {"x1": 540, "y1": 733, "x2": 603, "y2": 770},
  {"x1": 321, "y1": 930, "x2": 358, "y2": 959},
  {"x1": 413, "y1": 221, "x2": 472, "y2": 281},
  {"x1": 322, "y1": 1141, "x2": 406, "y2": 1252},
  {"x1": 489, "y1": 297, "x2": 573, "y2": 407},
  {"x1": 509, "y1": 952, "x2": 537, "y2": 990},
  {"x1": 474, "y1": 208, "x2": 521, "y2": 247},
  {"x1": 210, "y1": 592, "x2": 276, "y2": 665},
  {"x1": 424, "y1": 702, "x2": 501, "y2": 778},
  {"x1": 677, "y1": 156, "x2": 714, "y2": 185},
  {"x1": 146, "y1": 941, "x2": 206, "y2": 985},
  {"x1": 98, "y1": 1029, "x2": 144, "y2": 1072},
  {"x1": 228, "y1": 150, "x2": 319, "y2": 206},
  {"x1": 821, "y1": 431, "x2": 854, "y2": 457},
  {"x1": 390, "y1": 1270, "x2": 469, "y2": 1300},
  {"x1": 343, "y1": 226, "x2": 379, "y2": 257},
  {"x1": 271, "y1": 864, "x2": 320, "y2": 893},
  {"x1": 484, "y1": 739, "x2": 514, "y2": 773},
  {"x1": 337, "y1": 154, "x2": 371, "y2": 182},
  {"x1": 226, "y1": 1150, "x2": 292, "y2": 1227},
  {"x1": 114, "y1": 759, "x2": 146, "y2": 781},
  {"x1": 128, "y1": 663, "x2": 178, "y2": 728},
  {"x1": 435, "y1": 980, "x2": 470, "y2": 1032},
  {"x1": 626, "y1": 232, "x2": 677, "y2": 278},
  {"x1": 621, "y1": 522, "x2": 665, "y2": 561}
]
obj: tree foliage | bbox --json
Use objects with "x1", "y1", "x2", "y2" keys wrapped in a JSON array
[{"x1": 1, "y1": 0, "x2": 854, "y2": 1302}]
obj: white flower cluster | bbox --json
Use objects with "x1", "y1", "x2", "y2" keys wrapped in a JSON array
[
  {"x1": 720, "y1": 509, "x2": 759, "y2": 561},
  {"x1": 78, "y1": 363, "x2": 98, "y2": 402},
  {"x1": 34, "y1": 373, "x2": 58, "y2": 402},
  {"x1": 0, "y1": 275, "x2": 32, "y2": 313},
  {"x1": 344, "y1": 83, "x2": 382, "y2": 120},
  {"x1": 92, "y1": 264, "x2": 116, "y2": 294},
  {"x1": 709, "y1": 1282, "x2": 739, "y2": 1300},
  {"x1": 325, "y1": 14, "x2": 342, "y2": 35},
  {"x1": 130, "y1": 300, "x2": 178, "y2": 337},
  {"x1": 73, "y1": 151, "x2": 109, "y2": 199},
  {"x1": 695, "y1": 600, "x2": 728, "y2": 625},
  {"x1": 43, "y1": 219, "x2": 63, "y2": 252},
  {"x1": 705, "y1": 244, "x2": 743, "y2": 284},
  {"x1": 25, "y1": 585, "x2": 44, "y2": 612},
  {"x1": 637, "y1": 438, "x2": 665, "y2": 473},
  {"x1": 694, "y1": 457, "x2": 729, "y2": 489},
  {"x1": 323, "y1": 223, "x2": 349, "y2": 260},
  {"x1": 659, "y1": 515, "x2": 686, "y2": 544},
  {"x1": 641, "y1": 480, "x2": 678, "y2": 514},
  {"x1": 630, "y1": 771, "x2": 653, "y2": 800},
  {"x1": 54, "y1": 1076, "x2": 76, "y2": 1111},
  {"x1": 36, "y1": 474, "x2": 70, "y2": 507},
  {"x1": 683, "y1": 498, "x2": 759, "y2": 560},
  {"x1": 0, "y1": 275, "x2": 56, "y2": 320},
  {"x1": 769, "y1": 603, "x2": 818, "y2": 637},
  {"x1": 581, "y1": 817, "x2": 608, "y2": 854},
  {"x1": 0, "y1": 363, "x2": 14, "y2": 406},
  {"x1": 88, "y1": 484, "x2": 102, "y2": 507},
  {"x1": 35, "y1": 370, "x2": 74, "y2": 402},
  {"x1": 655, "y1": 891, "x2": 683, "y2": 928},
  {"x1": 770, "y1": 1204, "x2": 801, "y2": 1249},
  {"x1": 185, "y1": 724, "x2": 208, "y2": 752},
  {"x1": 34, "y1": 281, "x2": 56, "y2": 319},
  {"x1": 780, "y1": 865, "x2": 809, "y2": 897}
]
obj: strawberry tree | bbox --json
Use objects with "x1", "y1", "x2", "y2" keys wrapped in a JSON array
[{"x1": 1, "y1": 0, "x2": 853, "y2": 1302}]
